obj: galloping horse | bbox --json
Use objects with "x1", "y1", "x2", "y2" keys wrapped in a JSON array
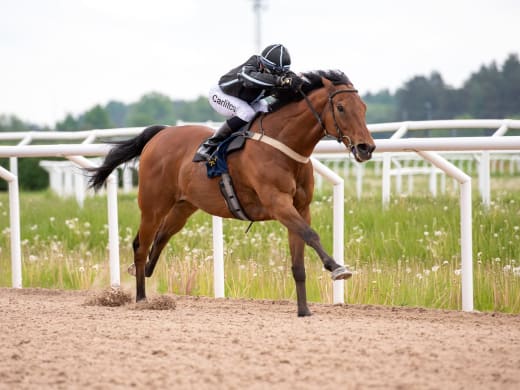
[{"x1": 89, "y1": 70, "x2": 375, "y2": 316}]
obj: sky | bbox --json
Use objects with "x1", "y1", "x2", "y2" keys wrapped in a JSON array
[{"x1": 1, "y1": 0, "x2": 519, "y2": 127}]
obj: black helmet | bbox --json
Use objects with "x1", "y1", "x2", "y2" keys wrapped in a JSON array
[{"x1": 260, "y1": 44, "x2": 291, "y2": 74}]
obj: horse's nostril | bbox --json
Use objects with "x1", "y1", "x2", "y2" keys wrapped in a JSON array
[{"x1": 357, "y1": 143, "x2": 374, "y2": 155}]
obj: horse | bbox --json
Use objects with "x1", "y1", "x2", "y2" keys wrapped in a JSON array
[{"x1": 88, "y1": 70, "x2": 375, "y2": 316}]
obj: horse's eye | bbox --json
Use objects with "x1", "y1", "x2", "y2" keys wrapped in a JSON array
[{"x1": 337, "y1": 105, "x2": 344, "y2": 113}]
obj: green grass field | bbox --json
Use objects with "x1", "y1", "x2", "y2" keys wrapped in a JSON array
[{"x1": 1, "y1": 170, "x2": 519, "y2": 313}]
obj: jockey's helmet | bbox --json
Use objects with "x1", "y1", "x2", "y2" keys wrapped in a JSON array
[{"x1": 260, "y1": 44, "x2": 291, "y2": 74}]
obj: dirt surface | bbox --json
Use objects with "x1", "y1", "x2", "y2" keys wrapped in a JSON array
[{"x1": 1, "y1": 288, "x2": 519, "y2": 390}]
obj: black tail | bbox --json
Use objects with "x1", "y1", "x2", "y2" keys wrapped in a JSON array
[{"x1": 88, "y1": 125, "x2": 168, "y2": 191}]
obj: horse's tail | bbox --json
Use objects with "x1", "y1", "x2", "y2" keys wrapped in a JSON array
[{"x1": 88, "y1": 125, "x2": 168, "y2": 191}]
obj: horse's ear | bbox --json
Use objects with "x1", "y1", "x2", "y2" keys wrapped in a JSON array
[{"x1": 321, "y1": 77, "x2": 334, "y2": 89}]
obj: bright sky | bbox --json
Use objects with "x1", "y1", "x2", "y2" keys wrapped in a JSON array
[{"x1": 1, "y1": 0, "x2": 519, "y2": 126}]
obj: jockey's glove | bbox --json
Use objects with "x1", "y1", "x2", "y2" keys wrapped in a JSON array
[{"x1": 278, "y1": 74, "x2": 305, "y2": 91}]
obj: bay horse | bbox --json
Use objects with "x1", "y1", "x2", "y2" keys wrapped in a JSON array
[{"x1": 89, "y1": 70, "x2": 375, "y2": 316}]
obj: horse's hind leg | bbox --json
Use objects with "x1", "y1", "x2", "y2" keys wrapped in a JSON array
[
  {"x1": 134, "y1": 213, "x2": 163, "y2": 301},
  {"x1": 145, "y1": 201, "x2": 197, "y2": 277},
  {"x1": 127, "y1": 232, "x2": 140, "y2": 276}
]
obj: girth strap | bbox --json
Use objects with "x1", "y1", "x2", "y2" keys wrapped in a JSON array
[{"x1": 219, "y1": 173, "x2": 251, "y2": 221}]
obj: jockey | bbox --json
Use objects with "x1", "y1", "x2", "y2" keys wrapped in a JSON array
[{"x1": 193, "y1": 44, "x2": 303, "y2": 162}]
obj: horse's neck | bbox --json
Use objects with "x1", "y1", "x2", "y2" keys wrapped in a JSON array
[{"x1": 262, "y1": 96, "x2": 326, "y2": 157}]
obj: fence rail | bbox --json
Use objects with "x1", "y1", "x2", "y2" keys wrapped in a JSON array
[{"x1": 2, "y1": 120, "x2": 520, "y2": 312}]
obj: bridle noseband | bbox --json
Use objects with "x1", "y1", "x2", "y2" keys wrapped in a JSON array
[{"x1": 298, "y1": 87, "x2": 358, "y2": 151}]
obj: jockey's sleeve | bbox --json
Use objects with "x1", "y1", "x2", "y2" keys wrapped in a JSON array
[{"x1": 238, "y1": 65, "x2": 279, "y2": 88}]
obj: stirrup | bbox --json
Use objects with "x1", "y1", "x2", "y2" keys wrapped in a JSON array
[
  {"x1": 193, "y1": 142, "x2": 217, "y2": 162},
  {"x1": 193, "y1": 150, "x2": 211, "y2": 162}
]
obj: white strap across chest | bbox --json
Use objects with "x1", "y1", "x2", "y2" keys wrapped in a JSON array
[{"x1": 248, "y1": 132, "x2": 310, "y2": 164}]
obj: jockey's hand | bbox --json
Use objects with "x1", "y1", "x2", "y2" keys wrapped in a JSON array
[
  {"x1": 279, "y1": 75, "x2": 293, "y2": 87},
  {"x1": 278, "y1": 72, "x2": 304, "y2": 91},
  {"x1": 290, "y1": 75, "x2": 304, "y2": 91}
]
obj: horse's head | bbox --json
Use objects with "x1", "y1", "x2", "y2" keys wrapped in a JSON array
[{"x1": 319, "y1": 77, "x2": 375, "y2": 162}]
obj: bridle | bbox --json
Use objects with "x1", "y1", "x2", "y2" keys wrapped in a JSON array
[
  {"x1": 250, "y1": 85, "x2": 361, "y2": 165},
  {"x1": 298, "y1": 87, "x2": 358, "y2": 151}
]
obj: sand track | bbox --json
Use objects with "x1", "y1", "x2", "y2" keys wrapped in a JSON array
[{"x1": 1, "y1": 288, "x2": 519, "y2": 389}]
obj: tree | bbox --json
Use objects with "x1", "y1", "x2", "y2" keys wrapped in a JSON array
[
  {"x1": 105, "y1": 101, "x2": 128, "y2": 127},
  {"x1": 127, "y1": 92, "x2": 176, "y2": 126},
  {"x1": 79, "y1": 105, "x2": 113, "y2": 130},
  {"x1": 173, "y1": 96, "x2": 225, "y2": 122},
  {"x1": 395, "y1": 72, "x2": 448, "y2": 121},
  {"x1": 55, "y1": 114, "x2": 79, "y2": 131},
  {"x1": 500, "y1": 54, "x2": 520, "y2": 117},
  {"x1": 363, "y1": 89, "x2": 398, "y2": 124},
  {"x1": 463, "y1": 62, "x2": 502, "y2": 118},
  {"x1": 0, "y1": 114, "x2": 32, "y2": 132}
]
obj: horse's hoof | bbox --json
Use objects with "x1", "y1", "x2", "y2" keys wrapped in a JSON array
[
  {"x1": 331, "y1": 266, "x2": 353, "y2": 280},
  {"x1": 127, "y1": 264, "x2": 136, "y2": 276},
  {"x1": 297, "y1": 309, "x2": 312, "y2": 317}
]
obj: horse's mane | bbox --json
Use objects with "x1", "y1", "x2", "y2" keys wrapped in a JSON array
[
  {"x1": 271, "y1": 69, "x2": 352, "y2": 111},
  {"x1": 300, "y1": 69, "x2": 352, "y2": 90}
]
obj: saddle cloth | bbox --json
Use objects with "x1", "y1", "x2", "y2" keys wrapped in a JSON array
[
  {"x1": 204, "y1": 132, "x2": 250, "y2": 221},
  {"x1": 205, "y1": 132, "x2": 247, "y2": 178}
]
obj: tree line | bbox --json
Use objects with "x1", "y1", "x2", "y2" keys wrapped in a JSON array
[
  {"x1": 365, "y1": 53, "x2": 520, "y2": 124},
  {"x1": 1, "y1": 53, "x2": 519, "y2": 134}
]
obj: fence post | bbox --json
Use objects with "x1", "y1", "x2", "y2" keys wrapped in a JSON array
[
  {"x1": 0, "y1": 166, "x2": 22, "y2": 288},
  {"x1": 417, "y1": 151, "x2": 473, "y2": 311},
  {"x1": 382, "y1": 153, "x2": 391, "y2": 207},
  {"x1": 212, "y1": 216, "x2": 225, "y2": 298},
  {"x1": 310, "y1": 158, "x2": 345, "y2": 304},
  {"x1": 106, "y1": 174, "x2": 121, "y2": 287},
  {"x1": 332, "y1": 181, "x2": 345, "y2": 304},
  {"x1": 479, "y1": 151, "x2": 491, "y2": 207}
]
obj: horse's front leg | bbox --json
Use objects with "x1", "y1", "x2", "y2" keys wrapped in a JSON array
[
  {"x1": 299, "y1": 225, "x2": 352, "y2": 280},
  {"x1": 271, "y1": 194, "x2": 352, "y2": 280},
  {"x1": 288, "y1": 230, "x2": 311, "y2": 317}
]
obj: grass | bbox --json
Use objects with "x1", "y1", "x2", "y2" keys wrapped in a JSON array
[{"x1": 0, "y1": 169, "x2": 519, "y2": 313}]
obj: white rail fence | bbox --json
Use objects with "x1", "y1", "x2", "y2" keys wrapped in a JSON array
[
  {"x1": 1, "y1": 120, "x2": 520, "y2": 312},
  {"x1": 314, "y1": 151, "x2": 520, "y2": 200},
  {"x1": 5, "y1": 119, "x2": 518, "y2": 206}
]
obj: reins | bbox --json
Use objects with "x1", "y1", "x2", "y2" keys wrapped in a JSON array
[{"x1": 298, "y1": 87, "x2": 358, "y2": 151}]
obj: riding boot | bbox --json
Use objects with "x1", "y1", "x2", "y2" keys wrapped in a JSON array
[{"x1": 193, "y1": 119, "x2": 242, "y2": 162}]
